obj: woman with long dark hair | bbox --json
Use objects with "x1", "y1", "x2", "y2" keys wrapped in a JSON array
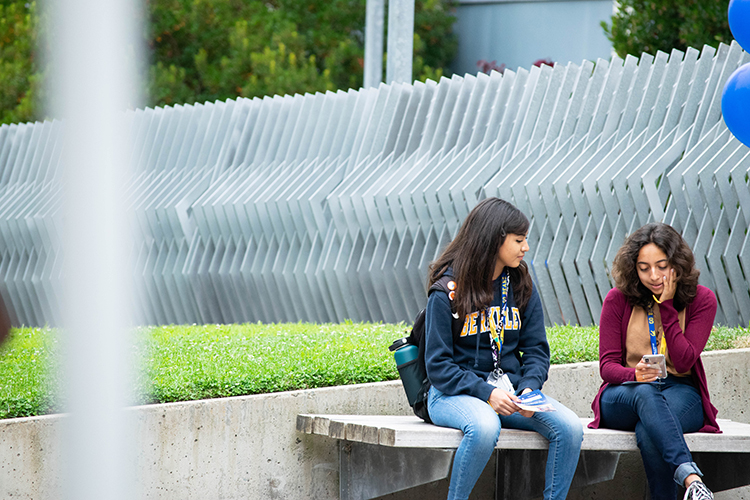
[
  {"x1": 425, "y1": 197, "x2": 583, "y2": 500},
  {"x1": 590, "y1": 222, "x2": 719, "y2": 500}
]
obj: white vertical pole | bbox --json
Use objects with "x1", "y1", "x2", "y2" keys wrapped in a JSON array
[
  {"x1": 386, "y1": 0, "x2": 415, "y2": 84},
  {"x1": 50, "y1": 0, "x2": 141, "y2": 499},
  {"x1": 364, "y1": 0, "x2": 385, "y2": 88}
]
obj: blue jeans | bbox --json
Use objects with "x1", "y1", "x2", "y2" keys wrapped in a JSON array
[
  {"x1": 428, "y1": 386, "x2": 583, "y2": 500},
  {"x1": 599, "y1": 375, "x2": 705, "y2": 500}
]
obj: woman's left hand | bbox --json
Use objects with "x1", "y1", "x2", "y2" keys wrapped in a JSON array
[{"x1": 660, "y1": 268, "x2": 677, "y2": 302}]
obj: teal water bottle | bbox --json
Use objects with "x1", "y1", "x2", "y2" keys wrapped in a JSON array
[
  {"x1": 393, "y1": 344, "x2": 418, "y2": 366},
  {"x1": 389, "y1": 338, "x2": 422, "y2": 406}
]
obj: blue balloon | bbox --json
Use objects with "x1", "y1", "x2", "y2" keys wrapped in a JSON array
[
  {"x1": 722, "y1": 63, "x2": 750, "y2": 148},
  {"x1": 729, "y1": 0, "x2": 750, "y2": 52}
]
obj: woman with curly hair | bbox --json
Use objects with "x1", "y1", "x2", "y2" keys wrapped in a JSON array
[
  {"x1": 425, "y1": 197, "x2": 583, "y2": 500},
  {"x1": 589, "y1": 222, "x2": 719, "y2": 500}
]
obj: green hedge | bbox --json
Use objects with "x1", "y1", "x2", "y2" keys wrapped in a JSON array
[
  {"x1": 1, "y1": 322, "x2": 748, "y2": 420},
  {"x1": 0, "y1": 0, "x2": 457, "y2": 125}
]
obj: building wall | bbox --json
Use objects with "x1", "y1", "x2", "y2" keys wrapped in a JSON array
[{"x1": 452, "y1": 0, "x2": 614, "y2": 76}]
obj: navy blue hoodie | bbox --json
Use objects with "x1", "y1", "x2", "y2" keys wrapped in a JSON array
[{"x1": 424, "y1": 269, "x2": 550, "y2": 403}]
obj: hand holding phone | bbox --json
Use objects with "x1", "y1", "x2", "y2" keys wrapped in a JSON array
[{"x1": 641, "y1": 354, "x2": 667, "y2": 379}]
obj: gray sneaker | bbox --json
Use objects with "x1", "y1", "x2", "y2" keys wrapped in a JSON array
[{"x1": 683, "y1": 480, "x2": 714, "y2": 500}]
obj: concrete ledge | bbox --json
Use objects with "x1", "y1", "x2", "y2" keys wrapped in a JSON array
[
  {"x1": 297, "y1": 414, "x2": 750, "y2": 452},
  {"x1": 0, "y1": 348, "x2": 748, "y2": 499}
]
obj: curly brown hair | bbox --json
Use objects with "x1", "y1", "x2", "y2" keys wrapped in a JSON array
[
  {"x1": 611, "y1": 222, "x2": 700, "y2": 311},
  {"x1": 428, "y1": 198, "x2": 533, "y2": 319}
]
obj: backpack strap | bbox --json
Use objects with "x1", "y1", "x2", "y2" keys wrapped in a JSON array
[
  {"x1": 410, "y1": 277, "x2": 463, "y2": 423},
  {"x1": 428, "y1": 275, "x2": 455, "y2": 296},
  {"x1": 428, "y1": 276, "x2": 463, "y2": 341}
]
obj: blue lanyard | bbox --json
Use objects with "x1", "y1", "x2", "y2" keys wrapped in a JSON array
[
  {"x1": 489, "y1": 272, "x2": 509, "y2": 363},
  {"x1": 646, "y1": 306, "x2": 661, "y2": 355}
]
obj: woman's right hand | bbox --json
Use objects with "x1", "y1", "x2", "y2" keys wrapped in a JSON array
[
  {"x1": 634, "y1": 360, "x2": 661, "y2": 383},
  {"x1": 488, "y1": 388, "x2": 521, "y2": 416}
]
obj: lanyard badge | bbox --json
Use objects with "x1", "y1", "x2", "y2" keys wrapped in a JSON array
[
  {"x1": 488, "y1": 271, "x2": 509, "y2": 361},
  {"x1": 646, "y1": 306, "x2": 665, "y2": 355},
  {"x1": 645, "y1": 304, "x2": 668, "y2": 380},
  {"x1": 487, "y1": 272, "x2": 514, "y2": 393}
]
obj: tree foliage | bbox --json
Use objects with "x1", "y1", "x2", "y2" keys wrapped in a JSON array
[
  {"x1": 0, "y1": 2, "x2": 41, "y2": 125},
  {"x1": 603, "y1": 0, "x2": 733, "y2": 58},
  {"x1": 0, "y1": 0, "x2": 457, "y2": 124}
]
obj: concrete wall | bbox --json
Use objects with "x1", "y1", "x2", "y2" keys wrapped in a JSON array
[{"x1": 1, "y1": 348, "x2": 748, "y2": 499}]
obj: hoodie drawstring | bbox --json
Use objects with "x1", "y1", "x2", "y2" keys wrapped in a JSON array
[{"x1": 474, "y1": 330, "x2": 480, "y2": 368}]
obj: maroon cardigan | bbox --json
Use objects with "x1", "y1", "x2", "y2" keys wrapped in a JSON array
[{"x1": 589, "y1": 286, "x2": 720, "y2": 433}]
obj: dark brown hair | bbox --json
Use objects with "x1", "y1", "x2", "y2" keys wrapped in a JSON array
[
  {"x1": 428, "y1": 197, "x2": 533, "y2": 319},
  {"x1": 611, "y1": 222, "x2": 700, "y2": 311}
]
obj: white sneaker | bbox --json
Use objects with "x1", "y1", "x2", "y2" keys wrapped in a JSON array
[{"x1": 683, "y1": 480, "x2": 714, "y2": 500}]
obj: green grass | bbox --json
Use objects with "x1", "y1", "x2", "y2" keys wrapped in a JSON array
[
  {"x1": 0, "y1": 327, "x2": 60, "y2": 419},
  {"x1": 1, "y1": 322, "x2": 748, "y2": 420},
  {"x1": 135, "y1": 322, "x2": 404, "y2": 404},
  {"x1": 546, "y1": 325, "x2": 601, "y2": 364}
]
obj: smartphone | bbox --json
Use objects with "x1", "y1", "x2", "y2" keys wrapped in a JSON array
[{"x1": 642, "y1": 354, "x2": 667, "y2": 379}]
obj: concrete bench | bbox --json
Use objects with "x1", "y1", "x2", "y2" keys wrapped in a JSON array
[{"x1": 297, "y1": 414, "x2": 750, "y2": 500}]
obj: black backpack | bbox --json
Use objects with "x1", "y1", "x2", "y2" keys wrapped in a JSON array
[{"x1": 389, "y1": 276, "x2": 463, "y2": 423}]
